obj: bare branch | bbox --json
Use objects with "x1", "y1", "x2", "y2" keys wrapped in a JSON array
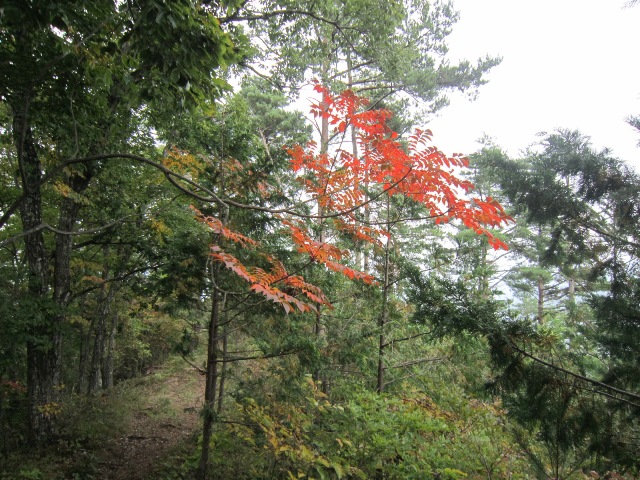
[
  {"x1": 386, "y1": 357, "x2": 443, "y2": 370},
  {"x1": 511, "y1": 342, "x2": 640, "y2": 402},
  {"x1": 221, "y1": 8, "x2": 361, "y2": 33},
  {"x1": 180, "y1": 352, "x2": 206, "y2": 374},
  {"x1": 383, "y1": 330, "x2": 432, "y2": 348},
  {"x1": 215, "y1": 349, "x2": 303, "y2": 363},
  {"x1": 0, "y1": 215, "x2": 138, "y2": 249}
]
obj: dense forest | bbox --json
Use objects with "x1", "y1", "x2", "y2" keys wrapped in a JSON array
[{"x1": 1, "y1": 1, "x2": 639, "y2": 479}]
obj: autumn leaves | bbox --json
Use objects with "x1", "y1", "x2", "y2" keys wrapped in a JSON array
[{"x1": 191, "y1": 85, "x2": 512, "y2": 313}]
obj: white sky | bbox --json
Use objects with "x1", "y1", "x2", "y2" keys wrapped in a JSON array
[{"x1": 427, "y1": 0, "x2": 640, "y2": 168}]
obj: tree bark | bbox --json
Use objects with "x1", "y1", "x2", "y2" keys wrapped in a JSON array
[
  {"x1": 88, "y1": 247, "x2": 115, "y2": 394},
  {"x1": 13, "y1": 85, "x2": 95, "y2": 439},
  {"x1": 347, "y1": 52, "x2": 363, "y2": 270},
  {"x1": 88, "y1": 313, "x2": 106, "y2": 394},
  {"x1": 537, "y1": 276, "x2": 545, "y2": 324},
  {"x1": 377, "y1": 198, "x2": 391, "y2": 394},
  {"x1": 12, "y1": 100, "x2": 59, "y2": 444},
  {"x1": 197, "y1": 284, "x2": 221, "y2": 480},
  {"x1": 77, "y1": 320, "x2": 91, "y2": 394},
  {"x1": 217, "y1": 294, "x2": 228, "y2": 414},
  {"x1": 568, "y1": 277, "x2": 575, "y2": 303},
  {"x1": 312, "y1": 77, "x2": 331, "y2": 394},
  {"x1": 103, "y1": 312, "x2": 118, "y2": 390}
]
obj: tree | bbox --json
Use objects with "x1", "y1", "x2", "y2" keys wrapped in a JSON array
[
  {"x1": 243, "y1": 0, "x2": 499, "y2": 111},
  {"x1": 442, "y1": 130, "x2": 640, "y2": 473},
  {"x1": 0, "y1": 0, "x2": 244, "y2": 444},
  {"x1": 185, "y1": 86, "x2": 511, "y2": 477}
]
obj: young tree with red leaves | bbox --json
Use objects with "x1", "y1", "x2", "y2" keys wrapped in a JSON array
[{"x1": 189, "y1": 84, "x2": 512, "y2": 476}]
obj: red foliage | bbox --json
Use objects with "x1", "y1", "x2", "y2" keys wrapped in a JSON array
[
  {"x1": 192, "y1": 207, "x2": 330, "y2": 313},
  {"x1": 289, "y1": 82, "x2": 512, "y2": 251},
  {"x1": 193, "y1": 84, "x2": 512, "y2": 313},
  {"x1": 284, "y1": 219, "x2": 376, "y2": 284}
]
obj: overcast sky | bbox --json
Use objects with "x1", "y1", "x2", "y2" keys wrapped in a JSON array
[{"x1": 427, "y1": 0, "x2": 640, "y2": 168}]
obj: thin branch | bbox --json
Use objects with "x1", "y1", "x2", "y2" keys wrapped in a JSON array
[
  {"x1": 222, "y1": 8, "x2": 361, "y2": 32},
  {"x1": 575, "y1": 384, "x2": 640, "y2": 409},
  {"x1": 1, "y1": 152, "x2": 415, "y2": 228},
  {"x1": 69, "y1": 263, "x2": 164, "y2": 301},
  {"x1": 511, "y1": 342, "x2": 640, "y2": 402},
  {"x1": 0, "y1": 215, "x2": 138, "y2": 249},
  {"x1": 383, "y1": 330, "x2": 432, "y2": 348},
  {"x1": 237, "y1": 61, "x2": 284, "y2": 90},
  {"x1": 216, "y1": 349, "x2": 303, "y2": 363},
  {"x1": 386, "y1": 357, "x2": 443, "y2": 370},
  {"x1": 181, "y1": 353, "x2": 206, "y2": 374},
  {"x1": 354, "y1": 83, "x2": 400, "y2": 94},
  {"x1": 584, "y1": 220, "x2": 640, "y2": 250},
  {"x1": 222, "y1": 7, "x2": 360, "y2": 54},
  {"x1": 328, "y1": 60, "x2": 376, "y2": 81}
]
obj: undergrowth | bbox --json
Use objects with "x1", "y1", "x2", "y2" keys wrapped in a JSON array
[{"x1": 0, "y1": 347, "x2": 205, "y2": 480}]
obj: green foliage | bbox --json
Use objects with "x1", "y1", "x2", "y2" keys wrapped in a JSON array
[
  {"x1": 16, "y1": 469, "x2": 44, "y2": 480},
  {"x1": 198, "y1": 377, "x2": 528, "y2": 479},
  {"x1": 123, "y1": 0, "x2": 244, "y2": 107},
  {"x1": 432, "y1": 135, "x2": 640, "y2": 475},
  {"x1": 1, "y1": 0, "x2": 638, "y2": 477},
  {"x1": 58, "y1": 391, "x2": 133, "y2": 449},
  {"x1": 252, "y1": 0, "x2": 500, "y2": 117}
]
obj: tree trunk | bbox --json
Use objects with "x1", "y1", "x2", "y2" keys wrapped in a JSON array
[
  {"x1": 217, "y1": 294, "x2": 228, "y2": 414},
  {"x1": 479, "y1": 240, "x2": 490, "y2": 298},
  {"x1": 87, "y1": 298, "x2": 117, "y2": 393},
  {"x1": 568, "y1": 277, "x2": 575, "y2": 303},
  {"x1": 377, "y1": 199, "x2": 392, "y2": 394},
  {"x1": 217, "y1": 325, "x2": 227, "y2": 414},
  {"x1": 77, "y1": 318, "x2": 91, "y2": 394},
  {"x1": 26, "y1": 340, "x2": 61, "y2": 445},
  {"x1": 103, "y1": 312, "x2": 118, "y2": 390},
  {"x1": 19, "y1": 121, "x2": 91, "y2": 439},
  {"x1": 88, "y1": 314, "x2": 106, "y2": 394},
  {"x1": 312, "y1": 79, "x2": 331, "y2": 393},
  {"x1": 88, "y1": 251, "x2": 114, "y2": 394},
  {"x1": 537, "y1": 276, "x2": 545, "y2": 324},
  {"x1": 0, "y1": 371, "x2": 5, "y2": 454},
  {"x1": 102, "y1": 245, "x2": 131, "y2": 390},
  {"x1": 197, "y1": 285, "x2": 221, "y2": 480},
  {"x1": 347, "y1": 52, "x2": 363, "y2": 270},
  {"x1": 12, "y1": 101, "x2": 59, "y2": 444}
]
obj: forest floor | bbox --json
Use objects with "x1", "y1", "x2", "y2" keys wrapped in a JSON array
[
  {"x1": 2, "y1": 354, "x2": 206, "y2": 480},
  {"x1": 93, "y1": 357, "x2": 206, "y2": 479}
]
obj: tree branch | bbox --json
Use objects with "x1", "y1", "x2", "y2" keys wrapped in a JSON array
[
  {"x1": 215, "y1": 349, "x2": 303, "y2": 363},
  {"x1": 386, "y1": 357, "x2": 443, "y2": 370},
  {"x1": 0, "y1": 215, "x2": 138, "y2": 249},
  {"x1": 383, "y1": 330, "x2": 432, "y2": 348},
  {"x1": 1, "y1": 152, "x2": 415, "y2": 229},
  {"x1": 510, "y1": 342, "x2": 640, "y2": 402},
  {"x1": 221, "y1": 8, "x2": 361, "y2": 33},
  {"x1": 181, "y1": 352, "x2": 206, "y2": 375},
  {"x1": 69, "y1": 263, "x2": 164, "y2": 301}
]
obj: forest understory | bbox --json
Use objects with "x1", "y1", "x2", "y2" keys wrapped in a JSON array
[
  {"x1": 1, "y1": 353, "x2": 206, "y2": 480},
  {"x1": 2, "y1": 1, "x2": 640, "y2": 479}
]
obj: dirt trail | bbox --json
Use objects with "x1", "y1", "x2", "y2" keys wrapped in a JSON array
[{"x1": 96, "y1": 363, "x2": 206, "y2": 480}]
